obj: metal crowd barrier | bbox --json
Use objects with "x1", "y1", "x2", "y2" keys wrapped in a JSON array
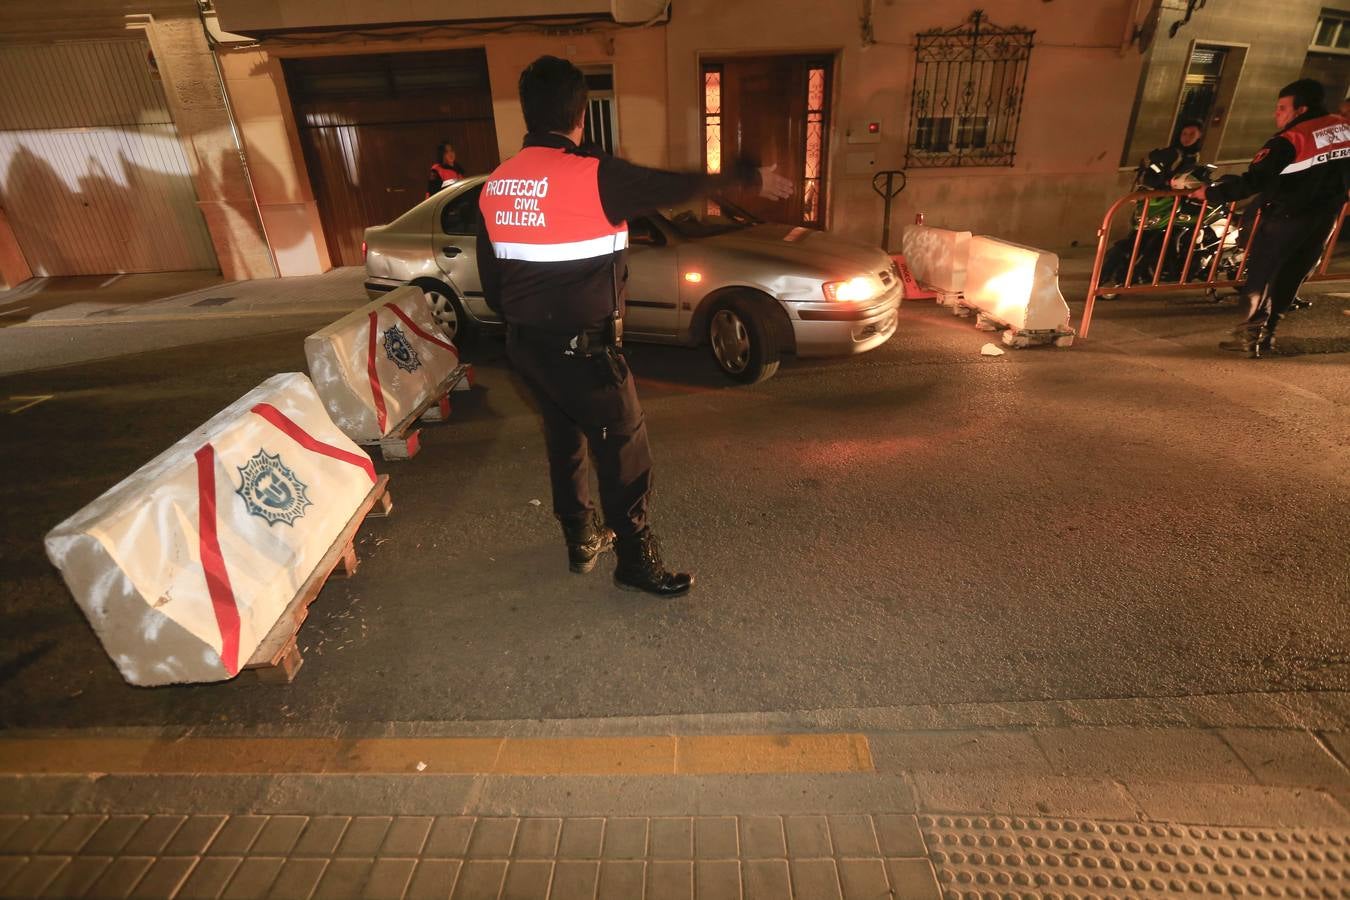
[{"x1": 1079, "y1": 190, "x2": 1350, "y2": 339}]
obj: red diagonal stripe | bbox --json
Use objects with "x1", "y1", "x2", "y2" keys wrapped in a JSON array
[
  {"x1": 366, "y1": 310, "x2": 389, "y2": 433},
  {"x1": 384, "y1": 302, "x2": 459, "y2": 356},
  {"x1": 194, "y1": 444, "x2": 242, "y2": 677},
  {"x1": 250, "y1": 403, "x2": 376, "y2": 483}
]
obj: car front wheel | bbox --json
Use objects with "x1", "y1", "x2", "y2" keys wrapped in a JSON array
[{"x1": 707, "y1": 296, "x2": 781, "y2": 384}]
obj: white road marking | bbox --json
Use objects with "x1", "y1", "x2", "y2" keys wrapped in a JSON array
[{"x1": 8, "y1": 394, "x2": 53, "y2": 414}]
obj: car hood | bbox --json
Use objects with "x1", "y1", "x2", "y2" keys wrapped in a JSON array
[{"x1": 698, "y1": 224, "x2": 891, "y2": 275}]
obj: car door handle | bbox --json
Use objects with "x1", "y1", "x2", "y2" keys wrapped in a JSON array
[{"x1": 442, "y1": 246, "x2": 462, "y2": 258}]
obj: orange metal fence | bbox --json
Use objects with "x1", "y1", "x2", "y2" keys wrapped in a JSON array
[{"x1": 1079, "y1": 191, "x2": 1350, "y2": 339}]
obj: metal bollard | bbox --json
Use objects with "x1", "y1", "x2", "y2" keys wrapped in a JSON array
[{"x1": 871, "y1": 169, "x2": 907, "y2": 250}]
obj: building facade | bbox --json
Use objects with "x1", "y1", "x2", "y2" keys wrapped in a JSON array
[{"x1": 0, "y1": 0, "x2": 1345, "y2": 288}]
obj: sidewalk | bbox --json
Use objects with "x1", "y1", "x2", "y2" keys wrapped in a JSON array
[
  {"x1": 5, "y1": 268, "x2": 367, "y2": 328},
  {"x1": 2, "y1": 694, "x2": 1347, "y2": 898}
]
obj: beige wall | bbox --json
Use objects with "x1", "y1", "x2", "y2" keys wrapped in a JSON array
[
  {"x1": 0, "y1": 0, "x2": 274, "y2": 282},
  {"x1": 216, "y1": 0, "x2": 616, "y2": 34},
  {"x1": 219, "y1": 24, "x2": 668, "y2": 274},
  {"x1": 215, "y1": 48, "x2": 329, "y2": 276},
  {"x1": 0, "y1": 205, "x2": 33, "y2": 290},
  {"x1": 665, "y1": 0, "x2": 1146, "y2": 250},
  {"x1": 1124, "y1": 0, "x2": 1341, "y2": 167},
  {"x1": 0, "y1": 0, "x2": 1159, "y2": 280}
]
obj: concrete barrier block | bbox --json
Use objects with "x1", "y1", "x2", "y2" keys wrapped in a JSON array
[
  {"x1": 305, "y1": 286, "x2": 462, "y2": 443},
  {"x1": 44, "y1": 373, "x2": 377, "y2": 686},
  {"x1": 964, "y1": 236, "x2": 1073, "y2": 336},
  {"x1": 901, "y1": 225, "x2": 972, "y2": 294}
]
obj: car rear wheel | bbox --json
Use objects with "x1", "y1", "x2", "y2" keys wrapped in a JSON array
[
  {"x1": 415, "y1": 279, "x2": 477, "y2": 346},
  {"x1": 707, "y1": 296, "x2": 781, "y2": 384}
]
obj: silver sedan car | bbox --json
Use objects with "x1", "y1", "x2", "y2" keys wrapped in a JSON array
[{"x1": 364, "y1": 176, "x2": 901, "y2": 383}]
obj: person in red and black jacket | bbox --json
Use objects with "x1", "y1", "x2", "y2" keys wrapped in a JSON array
[
  {"x1": 1191, "y1": 79, "x2": 1350, "y2": 357},
  {"x1": 476, "y1": 55, "x2": 790, "y2": 598},
  {"x1": 426, "y1": 141, "x2": 466, "y2": 198}
]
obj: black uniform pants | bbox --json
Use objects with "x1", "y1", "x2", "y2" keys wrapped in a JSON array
[
  {"x1": 506, "y1": 330, "x2": 653, "y2": 540},
  {"x1": 1241, "y1": 207, "x2": 1340, "y2": 332}
]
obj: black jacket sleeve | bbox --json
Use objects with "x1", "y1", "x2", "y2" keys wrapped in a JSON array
[
  {"x1": 596, "y1": 156, "x2": 761, "y2": 225},
  {"x1": 1208, "y1": 137, "x2": 1295, "y2": 204},
  {"x1": 475, "y1": 216, "x2": 502, "y2": 315},
  {"x1": 427, "y1": 168, "x2": 442, "y2": 198}
]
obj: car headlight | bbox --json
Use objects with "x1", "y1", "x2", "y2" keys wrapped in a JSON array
[{"x1": 822, "y1": 274, "x2": 884, "y2": 303}]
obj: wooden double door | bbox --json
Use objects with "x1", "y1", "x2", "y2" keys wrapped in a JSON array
[
  {"x1": 286, "y1": 49, "x2": 499, "y2": 267},
  {"x1": 703, "y1": 54, "x2": 833, "y2": 227}
]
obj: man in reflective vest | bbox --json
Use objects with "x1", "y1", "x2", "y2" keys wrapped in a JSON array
[
  {"x1": 426, "y1": 141, "x2": 465, "y2": 198},
  {"x1": 1192, "y1": 78, "x2": 1350, "y2": 357},
  {"x1": 477, "y1": 55, "x2": 790, "y2": 597}
]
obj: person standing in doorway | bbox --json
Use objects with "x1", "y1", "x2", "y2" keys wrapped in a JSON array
[
  {"x1": 427, "y1": 141, "x2": 465, "y2": 197},
  {"x1": 1191, "y1": 78, "x2": 1350, "y2": 357},
  {"x1": 476, "y1": 55, "x2": 790, "y2": 597}
]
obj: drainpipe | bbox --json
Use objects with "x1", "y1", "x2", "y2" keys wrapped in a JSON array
[{"x1": 197, "y1": 1, "x2": 280, "y2": 277}]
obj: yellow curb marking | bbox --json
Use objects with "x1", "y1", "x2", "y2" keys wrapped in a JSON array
[{"x1": 0, "y1": 734, "x2": 873, "y2": 776}]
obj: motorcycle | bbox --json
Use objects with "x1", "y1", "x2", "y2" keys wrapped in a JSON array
[{"x1": 1099, "y1": 163, "x2": 1246, "y2": 297}]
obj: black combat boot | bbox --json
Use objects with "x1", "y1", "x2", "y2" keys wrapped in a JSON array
[
  {"x1": 1219, "y1": 323, "x2": 1264, "y2": 356},
  {"x1": 613, "y1": 531, "x2": 694, "y2": 597},
  {"x1": 1249, "y1": 324, "x2": 1276, "y2": 359},
  {"x1": 559, "y1": 512, "x2": 614, "y2": 574}
]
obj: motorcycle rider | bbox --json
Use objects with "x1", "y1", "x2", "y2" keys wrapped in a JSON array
[
  {"x1": 1191, "y1": 79, "x2": 1350, "y2": 357},
  {"x1": 1101, "y1": 121, "x2": 1205, "y2": 291}
]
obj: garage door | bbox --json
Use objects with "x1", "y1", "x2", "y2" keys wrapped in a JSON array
[
  {"x1": 0, "y1": 40, "x2": 218, "y2": 277},
  {"x1": 285, "y1": 49, "x2": 499, "y2": 267}
]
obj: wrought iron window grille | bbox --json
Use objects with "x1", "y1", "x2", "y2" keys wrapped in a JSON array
[{"x1": 905, "y1": 10, "x2": 1034, "y2": 169}]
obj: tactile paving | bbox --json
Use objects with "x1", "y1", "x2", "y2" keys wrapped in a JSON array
[{"x1": 921, "y1": 814, "x2": 1350, "y2": 899}]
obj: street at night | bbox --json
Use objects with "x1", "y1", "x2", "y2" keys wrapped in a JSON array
[{"x1": 3, "y1": 0, "x2": 1350, "y2": 896}]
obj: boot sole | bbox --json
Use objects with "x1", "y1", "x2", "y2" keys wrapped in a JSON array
[
  {"x1": 568, "y1": 534, "x2": 615, "y2": 575},
  {"x1": 613, "y1": 576, "x2": 694, "y2": 597}
]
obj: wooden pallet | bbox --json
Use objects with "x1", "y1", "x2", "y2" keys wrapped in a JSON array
[
  {"x1": 244, "y1": 475, "x2": 393, "y2": 684},
  {"x1": 362, "y1": 363, "x2": 473, "y2": 461}
]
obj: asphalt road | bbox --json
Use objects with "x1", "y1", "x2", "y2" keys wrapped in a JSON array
[{"x1": 1, "y1": 291, "x2": 1347, "y2": 732}]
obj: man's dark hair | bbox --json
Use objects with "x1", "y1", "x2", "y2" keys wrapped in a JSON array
[
  {"x1": 519, "y1": 55, "x2": 588, "y2": 135},
  {"x1": 1279, "y1": 78, "x2": 1325, "y2": 111},
  {"x1": 437, "y1": 141, "x2": 453, "y2": 160}
]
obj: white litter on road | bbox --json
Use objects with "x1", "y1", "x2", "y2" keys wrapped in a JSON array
[
  {"x1": 529, "y1": 499, "x2": 542, "y2": 506},
  {"x1": 981, "y1": 343, "x2": 1006, "y2": 357}
]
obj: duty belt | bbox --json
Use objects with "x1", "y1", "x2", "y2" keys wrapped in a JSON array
[{"x1": 510, "y1": 323, "x2": 611, "y2": 356}]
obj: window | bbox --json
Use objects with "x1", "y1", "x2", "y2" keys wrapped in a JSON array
[
  {"x1": 702, "y1": 66, "x2": 723, "y2": 175},
  {"x1": 1178, "y1": 46, "x2": 1229, "y2": 127},
  {"x1": 439, "y1": 185, "x2": 482, "y2": 235},
  {"x1": 802, "y1": 65, "x2": 828, "y2": 226},
  {"x1": 1311, "y1": 9, "x2": 1350, "y2": 52},
  {"x1": 628, "y1": 216, "x2": 666, "y2": 247},
  {"x1": 905, "y1": 11, "x2": 1034, "y2": 168},
  {"x1": 583, "y1": 68, "x2": 619, "y2": 154}
]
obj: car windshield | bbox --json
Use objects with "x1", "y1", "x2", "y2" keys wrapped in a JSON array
[{"x1": 664, "y1": 196, "x2": 761, "y2": 238}]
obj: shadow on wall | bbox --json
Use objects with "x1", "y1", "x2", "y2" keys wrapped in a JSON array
[
  {"x1": 2, "y1": 148, "x2": 75, "y2": 277},
  {"x1": 0, "y1": 128, "x2": 223, "y2": 278}
]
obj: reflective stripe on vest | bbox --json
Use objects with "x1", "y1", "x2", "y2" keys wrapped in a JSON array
[
  {"x1": 480, "y1": 146, "x2": 628, "y2": 263},
  {"x1": 1278, "y1": 115, "x2": 1350, "y2": 175}
]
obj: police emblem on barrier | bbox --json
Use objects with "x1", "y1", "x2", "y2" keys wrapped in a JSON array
[
  {"x1": 382, "y1": 324, "x2": 422, "y2": 373},
  {"x1": 235, "y1": 449, "x2": 312, "y2": 527}
]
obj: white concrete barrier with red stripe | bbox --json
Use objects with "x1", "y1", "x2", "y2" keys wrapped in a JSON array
[
  {"x1": 305, "y1": 287, "x2": 467, "y2": 445},
  {"x1": 901, "y1": 224, "x2": 972, "y2": 296},
  {"x1": 964, "y1": 235, "x2": 1074, "y2": 345},
  {"x1": 44, "y1": 373, "x2": 377, "y2": 686}
]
